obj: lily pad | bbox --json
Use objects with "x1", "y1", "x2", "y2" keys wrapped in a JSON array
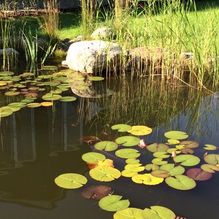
[
  {"x1": 204, "y1": 154, "x2": 219, "y2": 165},
  {"x1": 152, "y1": 158, "x2": 168, "y2": 166},
  {"x1": 126, "y1": 158, "x2": 140, "y2": 164},
  {"x1": 186, "y1": 168, "x2": 213, "y2": 181},
  {"x1": 201, "y1": 164, "x2": 219, "y2": 173},
  {"x1": 89, "y1": 76, "x2": 105, "y2": 81},
  {"x1": 128, "y1": 125, "x2": 152, "y2": 136},
  {"x1": 114, "y1": 208, "x2": 145, "y2": 219},
  {"x1": 94, "y1": 141, "x2": 118, "y2": 152},
  {"x1": 145, "y1": 164, "x2": 159, "y2": 171},
  {"x1": 99, "y1": 195, "x2": 130, "y2": 212},
  {"x1": 167, "y1": 139, "x2": 180, "y2": 145},
  {"x1": 115, "y1": 136, "x2": 140, "y2": 147},
  {"x1": 164, "y1": 131, "x2": 188, "y2": 140},
  {"x1": 54, "y1": 173, "x2": 87, "y2": 189},
  {"x1": 42, "y1": 93, "x2": 62, "y2": 101},
  {"x1": 0, "y1": 106, "x2": 13, "y2": 118},
  {"x1": 111, "y1": 124, "x2": 132, "y2": 132},
  {"x1": 143, "y1": 206, "x2": 176, "y2": 219},
  {"x1": 160, "y1": 164, "x2": 185, "y2": 176},
  {"x1": 204, "y1": 144, "x2": 217, "y2": 151},
  {"x1": 153, "y1": 152, "x2": 170, "y2": 159},
  {"x1": 151, "y1": 170, "x2": 170, "y2": 178},
  {"x1": 0, "y1": 81, "x2": 7, "y2": 86},
  {"x1": 147, "y1": 143, "x2": 169, "y2": 153},
  {"x1": 89, "y1": 166, "x2": 121, "y2": 182},
  {"x1": 173, "y1": 155, "x2": 200, "y2": 166},
  {"x1": 125, "y1": 164, "x2": 145, "y2": 172},
  {"x1": 59, "y1": 96, "x2": 77, "y2": 102},
  {"x1": 180, "y1": 141, "x2": 199, "y2": 149},
  {"x1": 132, "y1": 173, "x2": 164, "y2": 185},
  {"x1": 122, "y1": 169, "x2": 139, "y2": 177},
  {"x1": 4, "y1": 91, "x2": 20, "y2": 96},
  {"x1": 115, "y1": 149, "x2": 140, "y2": 159},
  {"x1": 165, "y1": 175, "x2": 196, "y2": 190},
  {"x1": 27, "y1": 103, "x2": 41, "y2": 108},
  {"x1": 8, "y1": 102, "x2": 26, "y2": 108},
  {"x1": 41, "y1": 102, "x2": 53, "y2": 107},
  {"x1": 82, "y1": 152, "x2": 106, "y2": 164}
]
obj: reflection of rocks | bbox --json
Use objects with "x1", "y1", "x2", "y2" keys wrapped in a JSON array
[{"x1": 64, "y1": 40, "x2": 122, "y2": 74}]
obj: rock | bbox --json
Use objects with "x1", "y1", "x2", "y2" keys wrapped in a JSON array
[
  {"x1": 64, "y1": 40, "x2": 122, "y2": 74},
  {"x1": 91, "y1": 27, "x2": 114, "y2": 40},
  {"x1": 0, "y1": 48, "x2": 19, "y2": 57}
]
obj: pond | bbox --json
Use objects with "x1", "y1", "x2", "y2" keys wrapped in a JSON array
[{"x1": 0, "y1": 74, "x2": 219, "y2": 219}]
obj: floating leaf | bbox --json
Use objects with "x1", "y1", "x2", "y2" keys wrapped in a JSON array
[
  {"x1": 41, "y1": 102, "x2": 53, "y2": 107},
  {"x1": 114, "y1": 208, "x2": 144, "y2": 219},
  {"x1": 201, "y1": 164, "x2": 219, "y2": 173},
  {"x1": 132, "y1": 174, "x2": 164, "y2": 185},
  {"x1": 145, "y1": 164, "x2": 159, "y2": 171},
  {"x1": 147, "y1": 143, "x2": 169, "y2": 153},
  {"x1": 204, "y1": 154, "x2": 219, "y2": 165},
  {"x1": 115, "y1": 149, "x2": 140, "y2": 159},
  {"x1": 153, "y1": 152, "x2": 170, "y2": 159},
  {"x1": 99, "y1": 195, "x2": 130, "y2": 212},
  {"x1": 143, "y1": 206, "x2": 176, "y2": 219},
  {"x1": 115, "y1": 136, "x2": 140, "y2": 147},
  {"x1": 128, "y1": 125, "x2": 152, "y2": 136},
  {"x1": 152, "y1": 158, "x2": 168, "y2": 166},
  {"x1": 8, "y1": 102, "x2": 26, "y2": 108},
  {"x1": 0, "y1": 106, "x2": 13, "y2": 118},
  {"x1": 180, "y1": 140, "x2": 199, "y2": 149},
  {"x1": 59, "y1": 96, "x2": 77, "y2": 102},
  {"x1": 204, "y1": 144, "x2": 217, "y2": 151},
  {"x1": 122, "y1": 169, "x2": 139, "y2": 177},
  {"x1": 167, "y1": 148, "x2": 181, "y2": 155},
  {"x1": 165, "y1": 175, "x2": 196, "y2": 190},
  {"x1": 94, "y1": 141, "x2": 118, "y2": 152},
  {"x1": 164, "y1": 131, "x2": 188, "y2": 140},
  {"x1": 4, "y1": 91, "x2": 20, "y2": 96},
  {"x1": 125, "y1": 164, "x2": 145, "y2": 172},
  {"x1": 89, "y1": 166, "x2": 121, "y2": 182},
  {"x1": 82, "y1": 152, "x2": 106, "y2": 164},
  {"x1": 27, "y1": 103, "x2": 41, "y2": 108},
  {"x1": 126, "y1": 158, "x2": 140, "y2": 164},
  {"x1": 54, "y1": 173, "x2": 87, "y2": 189},
  {"x1": 111, "y1": 124, "x2": 132, "y2": 132},
  {"x1": 186, "y1": 168, "x2": 213, "y2": 181},
  {"x1": 89, "y1": 76, "x2": 104, "y2": 81},
  {"x1": 160, "y1": 164, "x2": 185, "y2": 176},
  {"x1": 0, "y1": 81, "x2": 7, "y2": 86},
  {"x1": 151, "y1": 170, "x2": 169, "y2": 178},
  {"x1": 173, "y1": 155, "x2": 200, "y2": 166},
  {"x1": 167, "y1": 139, "x2": 180, "y2": 145},
  {"x1": 97, "y1": 159, "x2": 114, "y2": 168},
  {"x1": 42, "y1": 93, "x2": 62, "y2": 101}
]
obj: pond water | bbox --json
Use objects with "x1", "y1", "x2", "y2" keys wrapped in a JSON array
[{"x1": 0, "y1": 76, "x2": 219, "y2": 219}]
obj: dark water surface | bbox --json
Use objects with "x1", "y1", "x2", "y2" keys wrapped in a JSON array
[{"x1": 0, "y1": 78, "x2": 219, "y2": 219}]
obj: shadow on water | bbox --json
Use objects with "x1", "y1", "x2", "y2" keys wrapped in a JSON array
[{"x1": 0, "y1": 77, "x2": 219, "y2": 218}]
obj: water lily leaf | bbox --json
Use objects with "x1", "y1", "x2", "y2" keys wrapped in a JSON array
[
  {"x1": 186, "y1": 168, "x2": 213, "y2": 181},
  {"x1": 89, "y1": 76, "x2": 105, "y2": 81},
  {"x1": 89, "y1": 166, "x2": 121, "y2": 182},
  {"x1": 54, "y1": 173, "x2": 87, "y2": 189},
  {"x1": 201, "y1": 164, "x2": 219, "y2": 173},
  {"x1": 114, "y1": 208, "x2": 145, "y2": 219},
  {"x1": 115, "y1": 149, "x2": 140, "y2": 159},
  {"x1": 97, "y1": 159, "x2": 114, "y2": 168},
  {"x1": 4, "y1": 91, "x2": 20, "y2": 96},
  {"x1": 99, "y1": 195, "x2": 130, "y2": 212},
  {"x1": 175, "y1": 145, "x2": 185, "y2": 150},
  {"x1": 204, "y1": 144, "x2": 217, "y2": 151},
  {"x1": 160, "y1": 164, "x2": 185, "y2": 176},
  {"x1": 132, "y1": 173, "x2": 164, "y2": 185},
  {"x1": 145, "y1": 164, "x2": 159, "y2": 171},
  {"x1": 167, "y1": 139, "x2": 180, "y2": 145},
  {"x1": 151, "y1": 170, "x2": 169, "y2": 178},
  {"x1": 126, "y1": 158, "x2": 140, "y2": 164},
  {"x1": 115, "y1": 136, "x2": 140, "y2": 147},
  {"x1": 153, "y1": 152, "x2": 170, "y2": 159},
  {"x1": 94, "y1": 141, "x2": 118, "y2": 151},
  {"x1": 128, "y1": 125, "x2": 152, "y2": 136},
  {"x1": 181, "y1": 148, "x2": 194, "y2": 154},
  {"x1": 167, "y1": 148, "x2": 181, "y2": 155},
  {"x1": 0, "y1": 106, "x2": 13, "y2": 118},
  {"x1": 59, "y1": 96, "x2": 77, "y2": 102},
  {"x1": 41, "y1": 102, "x2": 53, "y2": 107},
  {"x1": 165, "y1": 175, "x2": 196, "y2": 190},
  {"x1": 21, "y1": 98, "x2": 36, "y2": 103},
  {"x1": 82, "y1": 152, "x2": 106, "y2": 164},
  {"x1": 204, "y1": 154, "x2": 219, "y2": 165},
  {"x1": 0, "y1": 81, "x2": 7, "y2": 86},
  {"x1": 147, "y1": 143, "x2": 169, "y2": 153},
  {"x1": 164, "y1": 131, "x2": 188, "y2": 140},
  {"x1": 122, "y1": 169, "x2": 139, "y2": 177},
  {"x1": 8, "y1": 105, "x2": 21, "y2": 112},
  {"x1": 0, "y1": 71, "x2": 14, "y2": 76},
  {"x1": 180, "y1": 141, "x2": 199, "y2": 149},
  {"x1": 27, "y1": 103, "x2": 41, "y2": 108},
  {"x1": 125, "y1": 164, "x2": 145, "y2": 172},
  {"x1": 42, "y1": 93, "x2": 62, "y2": 101},
  {"x1": 111, "y1": 124, "x2": 132, "y2": 132},
  {"x1": 173, "y1": 155, "x2": 200, "y2": 166},
  {"x1": 8, "y1": 102, "x2": 26, "y2": 108},
  {"x1": 143, "y1": 205, "x2": 176, "y2": 219},
  {"x1": 152, "y1": 158, "x2": 168, "y2": 165}
]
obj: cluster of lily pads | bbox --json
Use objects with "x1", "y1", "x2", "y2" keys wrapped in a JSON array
[
  {"x1": 0, "y1": 69, "x2": 104, "y2": 118},
  {"x1": 54, "y1": 124, "x2": 219, "y2": 218}
]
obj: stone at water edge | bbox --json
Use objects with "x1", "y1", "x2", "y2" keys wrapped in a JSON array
[
  {"x1": 91, "y1": 27, "x2": 114, "y2": 40},
  {"x1": 63, "y1": 40, "x2": 122, "y2": 74}
]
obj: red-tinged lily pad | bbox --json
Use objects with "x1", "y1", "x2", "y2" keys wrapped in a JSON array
[
  {"x1": 180, "y1": 140, "x2": 199, "y2": 149},
  {"x1": 164, "y1": 131, "x2": 188, "y2": 140},
  {"x1": 143, "y1": 205, "x2": 176, "y2": 219},
  {"x1": 204, "y1": 154, "x2": 219, "y2": 165},
  {"x1": 81, "y1": 185, "x2": 112, "y2": 200},
  {"x1": 147, "y1": 143, "x2": 169, "y2": 153},
  {"x1": 114, "y1": 208, "x2": 145, "y2": 219},
  {"x1": 94, "y1": 141, "x2": 118, "y2": 151},
  {"x1": 186, "y1": 168, "x2": 213, "y2": 181},
  {"x1": 111, "y1": 124, "x2": 132, "y2": 132}
]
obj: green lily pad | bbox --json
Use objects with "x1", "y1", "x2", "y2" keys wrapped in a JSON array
[
  {"x1": 160, "y1": 164, "x2": 185, "y2": 176},
  {"x1": 42, "y1": 93, "x2": 62, "y2": 101},
  {"x1": 143, "y1": 206, "x2": 176, "y2": 219},
  {"x1": 164, "y1": 131, "x2": 188, "y2": 140},
  {"x1": 126, "y1": 158, "x2": 140, "y2": 164},
  {"x1": 152, "y1": 158, "x2": 168, "y2": 165},
  {"x1": 0, "y1": 71, "x2": 14, "y2": 76},
  {"x1": 115, "y1": 136, "x2": 140, "y2": 147},
  {"x1": 128, "y1": 125, "x2": 152, "y2": 136},
  {"x1": 8, "y1": 105, "x2": 21, "y2": 112},
  {"x1": 147, "y1": 143, "x2": 169, "y2": 153},
  {"x1": 59, "y1": 96, "x2": 77, "y2": 102},
  {"x1": 27, "y1": 103, "x2": 41, "y2": 108},
  {"x1": 99, "y1": 195, "x2": 130, "y2": 212},
  {"x1": 0, "y1": 106, "x2": 13, "y2": 118},
  {"x1": 122, "y1": 169, "x2": 139, "y2": 177},
  {"x1": 201, "y1": 164, "x2": 219, "y2": 173},
  {"x1": 4, "y1": 91, "x2": 20, "y2": 96},
  {"x1": 145, "y1": 164, "x2": 159, "y2": 171},
  {"x1": 82, "y1": 152, "x2": 106, "y2": 164},
  {"x1": 167, "y1": 139, "x2": 180, "y2": 145},
  {"x1": 54, "y1": 173, "x2": 87, "y2": 189},
  {"x1": 89, "y1": 166, "x2": 121, "y2": 182},
  {"x1": 94, "y1": 141, "x2": 118, "y2": 152},
  {"x1": 153, "y1": 152, "x2": 170, "y2": 159},
  {"x1": 89, "y1": 76, "x2": 105, "y2": 81},
  {"x1": 173, "y1": 155, "x2": 200, "y2": 166},
  {"x1": 111, "y1": 124, "x2": 132, "y2": 132},
  {"x1": 114, "y1": 208, "x2": 145, "y2": 219},
  {"x1": 165, "y1": 175, "x2": 196, "y2": 190},
  {"x1": 204, "y1": 154, "x2": 219, "y2": 165},
  {"x1": 8, "y1": 102, "x2": 26, "y2": 108},
  {"x1": 125, "y1": 164, "x2": 145, "y2": 172},
  {"x1": 132, "y1": 173, "x2": 164, "y2": 185},
  {"x1": 0, "y1": 81, "x2": 7, "y2": 86},
  {"x1": 204, "y1": 144, "x2": 217, "y2": 151},
  {"x1": 115, "y1": 149, "x2": 140, "y2": 159}
]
